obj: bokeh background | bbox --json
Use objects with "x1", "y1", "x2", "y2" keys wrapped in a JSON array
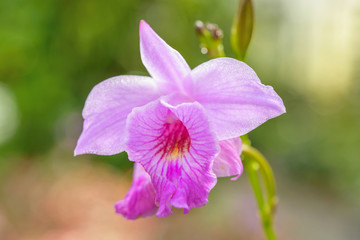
[{"x1": 1, "y1": 0, "x2": 360, "y2": 239}]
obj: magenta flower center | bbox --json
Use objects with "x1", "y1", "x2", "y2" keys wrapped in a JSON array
[{"x1": 155, "y1": 119, "x2": 191, "y2": 161}]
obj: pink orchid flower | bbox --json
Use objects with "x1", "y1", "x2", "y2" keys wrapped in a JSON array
[{"x1": 75, "y1": 20, "x2": 285, "y2": 218}]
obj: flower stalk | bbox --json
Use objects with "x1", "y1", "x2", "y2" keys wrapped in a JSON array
[
  {"x1": 242, "y1": 144, "x2": 278, "y2": 240},
  {"x1": 242, "y1": 144, "x2": 278, "y2": 215}
]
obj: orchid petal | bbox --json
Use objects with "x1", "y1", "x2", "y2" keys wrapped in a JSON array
[
  {"x1": 139, "y1": 20, "x2": 191, "y2": 94},
  {"x1": 191, "y1": 57, "x2": 286, "y2": 140},
  {"x1": 212, "y1": 138, "x2": 243, "y2": 180},
  {"x1": 115, "y1": 163, "x2": 157, "y2": 219},
  {"x1": 126, "y1": 100, "x2": 219, "y2": 217},
  {"x1": 75, "y1": 75, "x2": 160, "y2": 156}
]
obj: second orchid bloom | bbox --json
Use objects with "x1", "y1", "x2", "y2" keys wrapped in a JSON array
[{"x1": 75, "y1": 20, "x2": 285, "y2": 219}]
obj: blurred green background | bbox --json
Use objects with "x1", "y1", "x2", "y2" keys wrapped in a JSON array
[{"x1": 0, "y1": 0, "x2": 359, "y2": 239}]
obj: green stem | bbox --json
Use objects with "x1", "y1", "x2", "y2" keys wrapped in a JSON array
[
  {"x1": 242, "y1": 144, "x2": 278, "y2": 214},
  {"x1": 242, "y1": 145, "x2": 278, "y2": 240}
]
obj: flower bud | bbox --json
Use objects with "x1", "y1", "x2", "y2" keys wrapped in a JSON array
[
  {"x1": 231, "y1": 0, "x2": 254, "y2": 60},
  {"x1": 194, "y1": 21, "x2": 225, "y2": 58},
  {"x1": 195, "y1": 20, "x2": 205, "y2": 36}
]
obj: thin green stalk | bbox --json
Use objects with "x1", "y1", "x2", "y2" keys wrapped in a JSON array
[
  {"x1": 242, "y1": 145, "x2": 278, "y2": 240},
  {"x1": 242, "y1": 144, "x2": 278, "y2": 214}
]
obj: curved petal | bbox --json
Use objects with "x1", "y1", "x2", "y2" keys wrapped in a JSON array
[
  {"x1": 75, "y1": 75, "x2": 160, "y2": 156},
  {"x1": 212, "y1": 138, "x2": 243, "y2": 180},
  {"x1": 139, "y1": 20, "x2": 191, "y2": 94},
  {"x1": 126, "y1": 100, "x2": 219, "y2": 217},
  {"x1": 190, "y1": 57, "x2": 286, "y2": 140},
  {"x1": 115, "y1": 163, "x2": 157, "y2": 219}
]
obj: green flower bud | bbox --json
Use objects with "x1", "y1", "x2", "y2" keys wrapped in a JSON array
[{"x1": 231, "y1": 0, "x2": 254, "y2": 61}]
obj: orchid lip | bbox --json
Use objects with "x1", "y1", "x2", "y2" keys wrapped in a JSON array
[{"x1": 126, "y1": 100, "x2": 219, "y2": 217}]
